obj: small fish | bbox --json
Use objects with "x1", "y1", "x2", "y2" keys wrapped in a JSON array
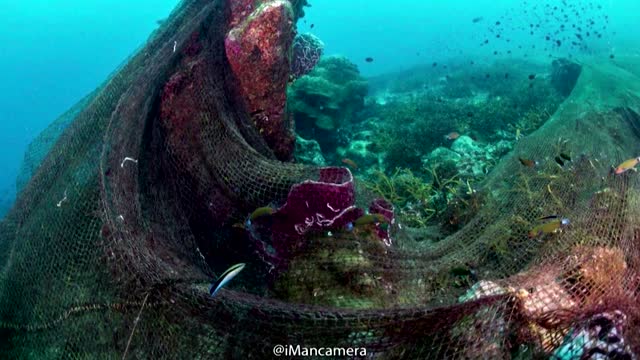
[
  {"x1": 528, "y1": 217, "x2": 570, "y2": 238},
  {"x1": 614, "y1": 157, "x2": 640, "y2": 175},
  {"x1": 539, "y1": 215, "x2": 561, "y2": 221},
  {"x1": 342, "y1": 158, "x2": 358, "y2": 169},
  {"x1": 365, "y1": 57, "x2": 374, "y2": 63},
  {"x1": 466, "y1": 112, "x2": 474, "y2": 117},
  {"x1": 528, "y1": 74, "x2": 536, "y2": 80},
  {"x1": 354, "y1": 213, "x2": 387, "y2": 226},
  {"x1": 310, "y1": 23, "x2": 315, "y2": 29},
  {"x1": 450, "y1": 264, "x2": 478, "y2": 282},
  {"x1": 232, "y1": 222, "x2": 246, "y2": 229},
  {"x1": 555, "y1": 156, "x2": 565, "y2": 166},
  {"x1": 445, "y1": 132, "x2": 460, "y2": 140},
  {"x1": 450, "y1": 266, "x2": 472, "y2": 277},
  {"x1": 209, "y1": 263, "x2": 246, "y2": 297},
  {"x1": 472, "y1": 16, "x2": 484, "y2": 23},
  {"x1": 250, "y1": 206, "x2": 275, "y2": 220},
  {"x1": 559, "y1": 152, "x2": 572, "y2": 161},
  {"x1": 519, "y1": 157, "x2": 537, "y2": 167}
]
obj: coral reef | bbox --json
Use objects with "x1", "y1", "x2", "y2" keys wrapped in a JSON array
[
  {"x1": 336, "y1": 136, "x2": 382, "y2": 170},
  {"x1": 423, "y1": 136, "x2": 508, "y2": 178},
  {"x1": 225, "y1": 0, "x2": 296, "y2": 160},
  {"x1": 348, "y1": 60, "x2": 564, "y2": 178},
  {"x1": 294, "y1": 135, "x2": 326, "y2": 165},
  {"x1": 290, "y1": 33, "x2": 324, "y2": 81},
  {"x1": 288, "y1": 56, "x2": 368, "y2": 153}
]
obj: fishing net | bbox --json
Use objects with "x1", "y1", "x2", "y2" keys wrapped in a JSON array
[{"x1": 2, "y1": 0, "x2": 640, "y2": 358}]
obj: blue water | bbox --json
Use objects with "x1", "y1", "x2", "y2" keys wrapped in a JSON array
[
  {"x1": 0, "y1": 0, "x2": 638, "y2": 217},
  {"x1": 0, "y1": 0, "x2": 179, "y2": 216}
]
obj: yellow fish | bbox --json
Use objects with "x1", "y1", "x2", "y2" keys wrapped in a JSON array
[
  {"x1": 342, "y1": 158, "x2": 358, "y2": 169},
  {"x1": 249, "y1": 206, "x2": 275, "y2": 221},
  {"x1": 528, "y1": 216, "x2": 570, "y2": 238},
  {"x1": 354, "y1": 213, "x2": 387, "y2": 226},
  {"x1": 614, "y1": 157, "x2": 640, "y2": 175}
]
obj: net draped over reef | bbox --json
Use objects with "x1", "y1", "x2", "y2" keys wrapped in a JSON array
[{"x1": 1, "y1": 0, "x2": 640, "y2": 358}]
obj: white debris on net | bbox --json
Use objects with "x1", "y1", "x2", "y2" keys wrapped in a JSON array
[
  {"x1": 117, "y1": 215, "x2": 125, "y2": 222},
  {"x1": 458, "y1": 280, "x2": 506, "y2": 303},
  {"x1": 195, "y1": 246, "x2": 206, "y2": 261},
  {"x1": 173, "y1": 41, "x2": 177, "y2": 53},
  {"x1": 120, "y1": 157, "x2": 138, "y2": 168},
  {"x1": 56, "y1": 190, "x2": 68, "y2": 208}
]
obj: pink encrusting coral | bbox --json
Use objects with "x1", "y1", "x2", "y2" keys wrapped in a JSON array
[
  {"x1": 225, "y1": 1, "x2": 296, "y2": 160},
  {"x1": 249, "y1": 167, "x2": 397, "y2": 272},
  {"x1": 250, "y1": 167, "x2": 364, "y2": 269}
]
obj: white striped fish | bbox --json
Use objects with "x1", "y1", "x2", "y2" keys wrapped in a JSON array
[{"x1": 208, "y1": 263, "x2": 246, "y2": 297}]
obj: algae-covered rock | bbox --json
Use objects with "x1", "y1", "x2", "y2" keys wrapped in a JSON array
[
  {"x1": 273, "y1": 232, "x2": 394, "y2": 309},
  {"x1": 294, "y1": 135, "x2": 326, "y2": 165}
]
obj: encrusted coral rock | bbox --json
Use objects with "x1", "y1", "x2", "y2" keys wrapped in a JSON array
[
  {"x1": 291, "y1": 33, "x2": 324, "y2": 80},
  {"x1": 225, "y1": 0, "x2": 296, "y2": 160}
]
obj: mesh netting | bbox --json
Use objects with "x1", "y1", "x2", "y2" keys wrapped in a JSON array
[{"x1": 2, "y1": 0, "x2": 640, "y2": 358}]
